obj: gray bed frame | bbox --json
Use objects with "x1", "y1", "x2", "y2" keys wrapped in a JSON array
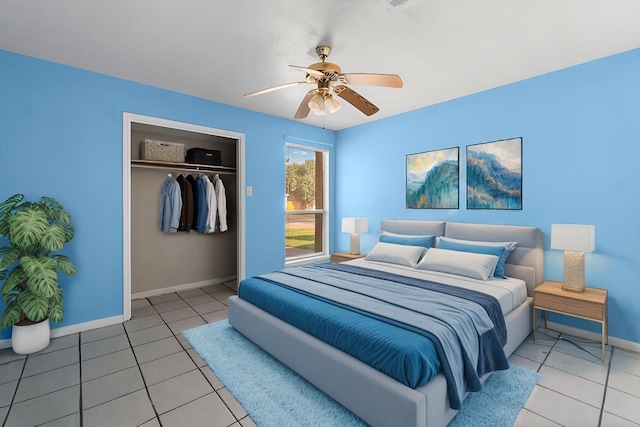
[{"x1": 228, "y1": 221, "x2": 543, "y2": 427}]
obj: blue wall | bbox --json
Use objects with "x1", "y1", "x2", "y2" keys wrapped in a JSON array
[
  {"x1": 0, "y1": 50, "x2": 335, "y2": 339},
  {"x1": 335, "y1": 48, "x2": 640, "y2": 344},
  {"x1": 2, "y1": 47, "x2": 639, "y2": 346}
]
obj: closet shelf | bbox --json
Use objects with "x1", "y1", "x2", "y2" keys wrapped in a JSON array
[{"x1": 131, "y1": 159, "x2": 236, "y2": 175}]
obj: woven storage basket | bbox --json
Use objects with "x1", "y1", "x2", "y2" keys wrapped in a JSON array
[{"x1": 140, "y1": 139, "x2": 185, "y2": 163}]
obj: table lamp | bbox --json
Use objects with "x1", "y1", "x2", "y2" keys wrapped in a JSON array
[
  {"x1": 550, "y1": 224, "x2": 595, "y2": 292},
  {"x1": 342, "y1": 218, "x2": 368, "y2": 255}
]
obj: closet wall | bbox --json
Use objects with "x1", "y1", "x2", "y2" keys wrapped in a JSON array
[{"x1": 130, "y1": 123, "x2": 238, "y2": 295}]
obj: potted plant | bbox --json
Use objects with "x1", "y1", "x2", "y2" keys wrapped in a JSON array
[{"x1": 0, "y1": 194, "x2": 76, "y2": 354}]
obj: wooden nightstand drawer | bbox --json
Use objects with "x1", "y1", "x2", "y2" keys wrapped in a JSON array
[
  {"x1": 535, "y1": 292, "x2": 604, "y2": 320},
  {"x1": 331, "y1": 252, "x2": 366, "y2": 263},
  {"x1": 533, "y1": 280, "x2": 608, "y2": 363},
  {"x1": 533, "y1": 281, "x2": 607, "y2": 321}
]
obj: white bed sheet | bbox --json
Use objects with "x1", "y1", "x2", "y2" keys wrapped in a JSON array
[{"x1": 344, "y1": 258, "x2": 527, "y2": 316}]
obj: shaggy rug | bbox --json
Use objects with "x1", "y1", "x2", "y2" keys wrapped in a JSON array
[{"x1": 183, "y1": 320, "x2": 539, "y2": 427}]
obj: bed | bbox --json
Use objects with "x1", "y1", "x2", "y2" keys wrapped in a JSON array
[{"x1": 228, "y1": 220, "x2": 543, "y2": 427}]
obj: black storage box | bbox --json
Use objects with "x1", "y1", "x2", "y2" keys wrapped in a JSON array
[{"x1": 186, "y1": 148, "x2": 222, "y2": 166}]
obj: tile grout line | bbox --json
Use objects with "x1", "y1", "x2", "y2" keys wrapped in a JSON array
[
  {"x1": 4, "y1": 345, "x2": 81, "y2": 409},
  {"x1": 171, "y1": 288, "x2": 247, "y2": 424},
  {"x1": 215, "y1": 388, "x2": 246, "y2": 426},
  {"x1": 539, "y1": 324, "x2": 612, "y2": 362},
  {"x1": 537, "y1": 329, "x2": 558, "y2": 372},
  {"x1": 131, "y1": 290, "x2": 232, "y2": 424},
  {"x1": 24, "y1": 335, "x2": 84, "y2": 427},
  {"x1": 536, "y1": 329, "x2": 616, "y2": 425},
  {"x1": 205, "y1": 285, "x2": 254, "y2": 425},
  {"x1": 5, "y1": 352, "x2": 28, "y2": 422},
  {"x1": 597, "y1": 346, "x2": 614, "y2": 427},
  {"x1": 525, "y1": 332, "x2": 571, "y2": 425},
  {"x1": 124, "y1": 297, "x2": 163, "y2": 427},
  {"x1": 9, "y1": 283, "x2": 245, "y2": 425},
  {"x1": 78, "y1": 332, "x2": 83, "y2": 427},
  {"x1": 170, "y1": 290, "x2": 246, "y2": 424},
  {"x1": 78, "y1": 328, "x2": 138, "y2": 412},
  {"x1": 79, "y1": 341, "x2": 147, "y2": 387},
  {"x1": 5, "y1": 290, "x2": 631, "y2": 427}
]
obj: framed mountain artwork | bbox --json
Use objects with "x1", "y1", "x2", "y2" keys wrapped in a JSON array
[
  {"x1": 406, "y1": 147, "x2": 459, "y2": 209},
  {"x1": 466, "y1": 137, "x2": 522, "y2": 210}
]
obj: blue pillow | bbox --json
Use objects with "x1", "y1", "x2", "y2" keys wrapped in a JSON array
[
  {"x1": 380, "y1": 234, "x2": 435, "y2": 249},
  {"x1": 437, "y1": 240, "x2": 508, "y2": 278}
]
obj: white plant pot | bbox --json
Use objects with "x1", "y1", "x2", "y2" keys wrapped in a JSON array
[{"x1": 12, "y1": 319, "x2": 51, "y2": 355}]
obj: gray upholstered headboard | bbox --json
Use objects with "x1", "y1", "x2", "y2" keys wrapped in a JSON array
[
  {"x1": 379, "y1": 220, "x2": 544, "y2": 296},
  {"x1": 379, "y1": 220, "x2": 446, "y2": 237}
]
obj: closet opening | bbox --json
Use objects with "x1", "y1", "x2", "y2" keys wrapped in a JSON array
[{"x1": 122, "y1": 113, "x2": 245, "y2": 321}]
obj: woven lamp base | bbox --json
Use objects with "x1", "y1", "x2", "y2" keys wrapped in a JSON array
[
  {"x1": 562, "y1": 251, "x2": 586, "y2": 292},
  {"x1": 349, "y1": 233, "x2": 360, "y2": 255}
]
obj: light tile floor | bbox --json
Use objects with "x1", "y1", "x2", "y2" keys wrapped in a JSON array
[
  {"x1": 1, "y1": 283, "x2": 639, "y2": 426},
  {"x1": 511, "y1": 327, "x2": 640, "y2": 427}
]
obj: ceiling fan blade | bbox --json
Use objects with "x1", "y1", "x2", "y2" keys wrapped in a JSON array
[
  {"x1": 244, "y1": 81, "x2": 307, "y2": 98},
  {"x1": 294, "y1": 90, "x2": 317, "y2": 119},
  {"x1": 289, "y1": 65, "x2": 325, "y2": 79},
  {"x1": 339, "y1": 73, "x2": 403, "y2": 88},
  {"x1": 333, "y1": 85, "x2": 379, "y2": 116}
]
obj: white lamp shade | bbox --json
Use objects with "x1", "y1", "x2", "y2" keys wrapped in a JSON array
[
  {"x1": 308, "y1": 94, "x2": 324, "y2": 115},
  {"x1": 342, "y1": 218, "x2": 368, "y2": 234},
  {"x1": 325, "y1": 94, "x2": 342, "y2": 113},
  {"x1": 551, "y1": 224, "x2": 595, "y2": 252}
]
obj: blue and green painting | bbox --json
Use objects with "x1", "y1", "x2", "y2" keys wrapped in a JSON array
[
  {"x1": 406, "y1": 147, "x2": 459, "y2": 209},
  {"x1": 466, "y1": 137, "x2": 522, "y2": 210}
]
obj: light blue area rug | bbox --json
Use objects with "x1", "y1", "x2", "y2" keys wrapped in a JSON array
[
  {"x1": 184, "y1": 320, "x2": 540, "y2": 427},
  {"x1": 448, "y1": 365, "x2": 540, "y2": 427}
]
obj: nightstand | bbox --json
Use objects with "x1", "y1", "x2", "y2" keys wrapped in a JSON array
[
  {"x1": 533, "y1": 280, "x2": 608, "y2": 363},
  {"x1": 330, "y1": 252, "x2": 366, "y2": 263}
]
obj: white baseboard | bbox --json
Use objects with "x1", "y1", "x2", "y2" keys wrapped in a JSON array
[
  {"x1": 1, "y1": 277, "x2": 238, "y2": 350},
  {"x1": 4, "y1": 308, "x2": 637, "y2": 355},
  {"x1": 131, "y1": 276, "x2": 237, "y2": 300},
  {"x1": 0, "y1": 315, "x2": 124, "y2": 350},
  {"x1": 546, "y1": 320, "x2": 640, "y2": 354}
]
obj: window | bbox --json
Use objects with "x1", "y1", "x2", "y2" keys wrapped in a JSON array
[{"x1": 285, "y1": 144, "x2": 328, "y2": 260}]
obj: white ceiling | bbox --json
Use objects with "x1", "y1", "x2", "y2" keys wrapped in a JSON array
[{"x1": 1, "y1": 0, "x2": 639, "y2": 131}]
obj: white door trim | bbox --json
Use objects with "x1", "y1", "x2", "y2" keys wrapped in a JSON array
[{"x1": 122, "y1": 112, "x2": 246, "y2": 320}]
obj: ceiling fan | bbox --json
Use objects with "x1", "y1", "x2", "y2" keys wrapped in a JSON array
[{"x1": 243, "y1": 45, "x2": 403, "y2": 119}]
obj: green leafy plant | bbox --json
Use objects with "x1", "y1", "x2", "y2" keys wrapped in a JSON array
[{"x1": 0, "y1": 194, "x2": 76, "y2": 328}]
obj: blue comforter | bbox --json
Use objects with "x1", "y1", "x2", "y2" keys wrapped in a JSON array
[{"x1": 238, "y1": 263, "x2": 509, "y2": 409}]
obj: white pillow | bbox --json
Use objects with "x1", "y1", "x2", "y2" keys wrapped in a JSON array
[
  {"x1": 436, "y1": 236, "x2": 518, "y2": 279},
  {"x1": 416, "y1": 248, "x2": 500, "y2": 280},
  {"x1": 365, "y1": 242, "x2": 426, "y2": 268}
]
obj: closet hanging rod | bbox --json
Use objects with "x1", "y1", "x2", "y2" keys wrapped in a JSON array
[{"x1": 131, "y1": 162, "x2": 236, "y2": 175}]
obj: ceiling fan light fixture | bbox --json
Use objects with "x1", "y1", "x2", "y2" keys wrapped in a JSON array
[
  {"x1": 308, "y1": 93, "x2": 325, "y2": 115},
  {"x1": 326, "y1": 94, "x2": 342, "y2": 113},
  {"x1": 245, "y1": 46, "x2": 402, "y2": 120}
]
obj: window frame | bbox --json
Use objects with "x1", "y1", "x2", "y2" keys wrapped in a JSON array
[{"x1": 284, "y1": 142, "x2": 330, "y2": 264}]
